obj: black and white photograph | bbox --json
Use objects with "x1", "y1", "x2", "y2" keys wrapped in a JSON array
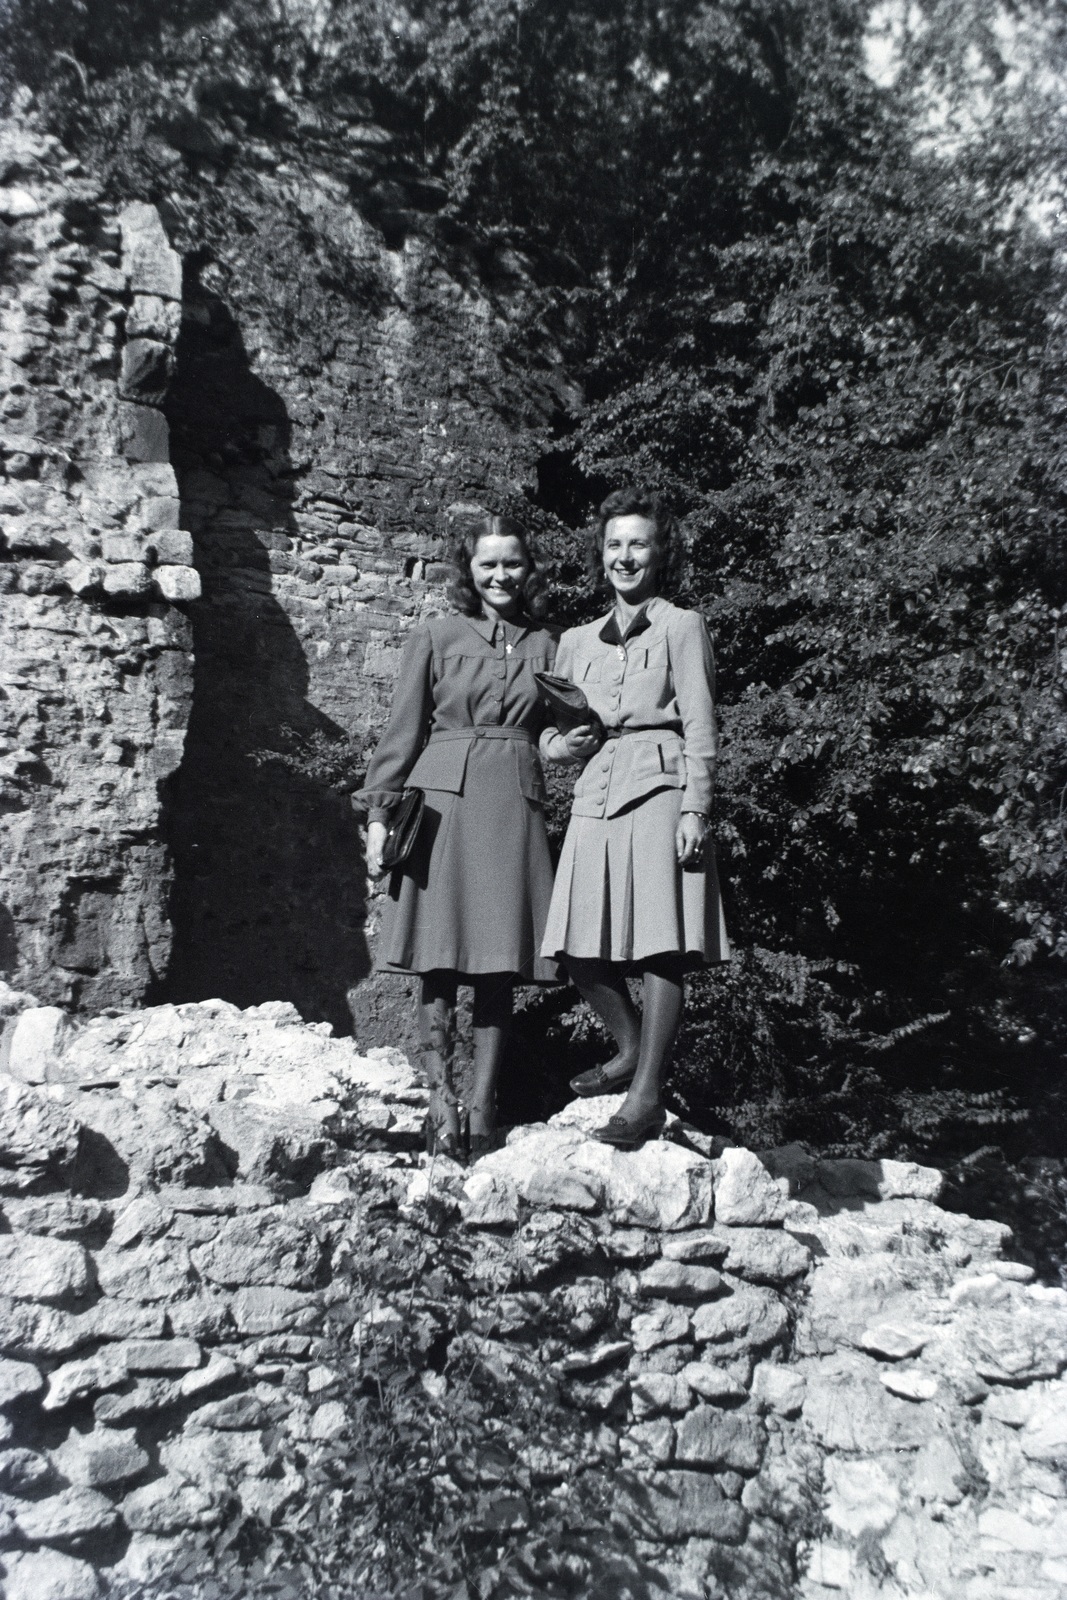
[{"x1": 0, "y1": 1, "x2": 1064, "y2": 1596}]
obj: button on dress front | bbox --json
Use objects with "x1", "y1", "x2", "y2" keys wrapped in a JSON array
[
  {"x1": 539, "y1": 596, "x2": 730, "y2": 966},
  {"x1": 355, "y1": 613, "x2": 559, "y2": 981}
]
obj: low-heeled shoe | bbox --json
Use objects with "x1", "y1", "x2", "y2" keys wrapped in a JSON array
[
  {"x1": 595, "y1": 1107, "x2": 667, "y2": 1149},
  {"x1": 568, "y1": 1060, "x2": 637, "y2": 1098}
]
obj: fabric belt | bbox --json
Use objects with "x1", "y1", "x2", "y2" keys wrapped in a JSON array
[
  {"x1": 426, "y1": 726, "x2": 534, "y2": 744},
  {"x1": 601, "y1": 725, "x2": 680, "y2": 740}
]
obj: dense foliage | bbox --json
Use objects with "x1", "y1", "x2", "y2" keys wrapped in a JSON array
[{"x1": 2, "y1": 0, "x2": 1064, "y2": 1164}]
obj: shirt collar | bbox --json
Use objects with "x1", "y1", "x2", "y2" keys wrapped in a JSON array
[
  {"x1": 464, "y1": 613, "x2": 530, "y2": 646},
  {"x1": 599, "y1": 601, "x2": 654, "y2": 646}
]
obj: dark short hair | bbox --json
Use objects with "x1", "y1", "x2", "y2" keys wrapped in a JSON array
[
  {"x1": 447, "y1": 513, "x2": 548, "y2": 619},
  {"x1": 588, "y1": 487, "x2": 685, "y2": 596}
]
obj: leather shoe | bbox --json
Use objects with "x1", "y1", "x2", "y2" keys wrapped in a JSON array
[
  {"x1": 569, "y1": 1059, "x2": 637, "y2": 1098},
  {"x1": 595, "y1": 1106, "x2": 667, "y2": 1149}
]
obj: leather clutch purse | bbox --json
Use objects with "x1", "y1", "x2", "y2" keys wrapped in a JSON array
[
  {"x1": 380, "y1": 788, "x2": 425, "y2": 871},
  {"x1": 534, "y1": 671, "x2": 604, "y2": 733}
]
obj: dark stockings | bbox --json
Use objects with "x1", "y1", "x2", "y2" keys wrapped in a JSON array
[
  {"x1": 566, "y1": 955, "x2": 684, "y2": 1119},
  {"x1": 418, "y1": 972, "x2": 513, "y2": 1153}
]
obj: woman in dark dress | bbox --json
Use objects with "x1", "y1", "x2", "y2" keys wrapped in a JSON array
[{"x1": 356, "y1": 515, "x2": 558, "y2": 1161}]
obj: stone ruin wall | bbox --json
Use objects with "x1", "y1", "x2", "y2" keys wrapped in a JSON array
[
  {"x1": 0, "y1": 115, "x2": 197, "y2": 1015},
  {"x1": 0, "y1": 105, "x2": 567, "y2": 1034}
]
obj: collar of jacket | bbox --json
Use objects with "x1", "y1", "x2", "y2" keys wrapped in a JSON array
[
  {"x1": 599, "y1": 600, "x2": 656, "y2": 646},
  {"x1": 463, "y1": 613, "x2": 531, "y2": 646}
]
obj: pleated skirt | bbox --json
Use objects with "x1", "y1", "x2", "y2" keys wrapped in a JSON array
[
  {"x1": 541, "y1": 785, "x2": 730, "y2": 966},
  {"x1": 377, "y1": 738, "x2": 559, "y2": 983}
]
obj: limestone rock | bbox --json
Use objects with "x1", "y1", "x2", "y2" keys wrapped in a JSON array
[
  {"x1": 660, "y1": 1229, "x2": 729, "y2": 1264},
  {"x1": 122, "y1": 1476, "x2": 226, "y2": 1534},
  {"x1": 675, "y1": 1406, "x2": 766, "y2": 1473},
  {"x1": 0, "y1": 1353, "x2": 44, "y2": 1407},
  {"x1": 630, "y1": 1372, "x2": 690, "y2": 1418},
  {"x1": 681, "y1": 1363, "x2": 749, "y2": 1404},
  {"x1": 880, "y1": 1368, "x2": 938, "y2": 1401},
  {"x1": 0, "y1": 1079, "x2": 81, "y2": 1191},
  {"x1": 824, "y1": 1456, "x2": 901, "y2": 1535},
  {"x1": 752, "y1": 1362, "x2": 806, "y2": 1416},
  {"x1": 692, "y1": 1282, "x2": 788, "y2": 1355},
  {"x1": 121, "y1": 1338, "x2": 201, "y2": 1374},
  {"x1": 911, "y1": 1435, "x2": 968, "y2": 1504},
  {"x1": 460, "y1": 1169, "x2": 521, "y2": 1228},
  {"x1": 615, "y1": 1469, "x2": 748, "y2": 1542},
  {"x1": 153, "y1": 564, "x2": 202, "y2": 603},
  {"x1": 93, "y1": 1237, "x2": 196, "y2": 1303},
  {"x1": 231, "y1": 1286, "x2": 321, "y2": 1336},
  {"x1": 621, "y1": 1418, "x2": 675, "y2": 1466},
  {"x1": 630, "y1": 1303, "x2": 692, "y2": 1353},
  {"x1": 14, "y1": 1487, "x2": 120, "y2": 1544},
  {"x1": 5, "y1": 1006, "x2": 72, "y2": 1084},
  {"x1": 1, "y1": 1549, "x2": 101, "y2": 1600},
  {"x1": 43, "y1": 1349, "x2": 127, "y2": 1411},
  {"x1": 73, "y1": 1089, "x2": 230, "y2": 1194},
  {"x1": 712, "y1": 1148, "x2": 787, "y2": 1226},
  {"x1": 802, "y1": 1355, "x2": 938, "y2": 1452},
  {"x1": 191, "y1": 1210, "x2": 323, "y2": 1290},
  {"x1": 1, "y1": 1194, "x2": 107, "y2": 1241},
  {"x1": 0, "y1": 1234, "x2": 93, "y2": 1305},
  {"x1": 120, "y1": 202, "x2": 182, "y2": 300},
  {"x1": 714, "y1": 1226, "x2": 811, "y2": 1284},
  {"x1": 0, "y1": 1447, "x2": 54, "y2": 1494},
  {"x1": 639, "y1": 1260, "x2": 722, "y2": 1302},
  {"x1": 859, "y1": 1321, "x2": 929, "y2": 1360},
  {"x1": 1020, "y1": 1384, "x2": 1067, "y2": 1462},
  {"x1": 94, "y1": 1378, "x2": 180, "y2": 1426},
  {"x1": 52, "y1": 1426, "x2": 149, "y2": 1488}
]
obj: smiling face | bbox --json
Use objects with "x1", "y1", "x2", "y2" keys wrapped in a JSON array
[
  {"x1": 602, "y1": 514, "x2": 661, "y2": 605},
  {"x1": 470, "y1": 532, "x2": 531, "y2": 620}
]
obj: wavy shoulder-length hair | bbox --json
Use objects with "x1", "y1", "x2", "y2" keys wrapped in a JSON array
[
  {"x1": 587, "y1": 487, "x2": 685, "y2": 598},
  {"x1": 447, "y1": 513, "x2": 549, "y2": 619}
]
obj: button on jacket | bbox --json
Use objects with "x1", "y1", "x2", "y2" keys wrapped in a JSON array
[
  {"x1": 539, "y1": 596, "x2": 719, "y2": 819},
  {"x1": 356, "y1": 613, "x2": 557, "y2": 820}
]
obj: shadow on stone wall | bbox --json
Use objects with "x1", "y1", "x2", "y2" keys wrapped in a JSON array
[{"x1": 158, "y1": 267, "x2": 369, "y2": 1032}]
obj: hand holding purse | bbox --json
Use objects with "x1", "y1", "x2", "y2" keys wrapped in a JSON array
[
  {"x1": 379, "y1": 788, "x2": 425, "y2": 871},
  {"x1": 533, "y1": 671, "x2": 604, "y2": 734}
]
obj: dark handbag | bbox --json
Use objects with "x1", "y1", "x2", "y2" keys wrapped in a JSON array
[
  {"x1": 533, "y1": 671, "x2": 604, "y2": 733},
  {"x1": 380, "y1": 788, "x2": 425, "y2": 871}
]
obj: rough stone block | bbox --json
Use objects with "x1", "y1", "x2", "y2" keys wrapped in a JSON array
[
  {"x1": 631, "y1": 1371, "x2": 690, "y2": 1418},
  {"x1": 101, "y1": 531, "x2": 144, "y2": 563},
  {"x1": 231, "y1": 1285, "x2": 321, "y2": 1336},
  {"x1": 717, "y1": 1227, "x2": 811, "y2": 1284},
  {"x1": 121, "y1": 1476, "x2": 223, "y2": 1534},
  {"x1": 661, "y1": 1229, "x2": 729, "y2": 1264},
  {"x1": 614, "y1": 1469, "x2": 748, "y2": 1542},
  {"x1": 120, "y1": 203, "x2": 182, "y2": 299},
  {"x1": 0, "y1": 1234, "x2": 93, "y2": 1306},
  {"x1": 692, "y1": 1283, "x2": 788, "y2": 1354},
  {"x1": 751, "y1": 1361, "x2": 806, "y2": 1416},
  {"x1": 152, "y1": 564, "x2": 202, "y2": 602},
  {"x1": 52, "y1": 1425, "x2": 149, "y2": 1488},
  {"x1": 639, "y1": 1260, "x2": 722, "y2": 1301},
  {"x1": 713, "y1": 1148, "x2": 787, "y2": 1226},
  {"x1": 681, "y1": 1362, "x2": 748, "y2": 1403},
  {"x1": 139, "y1": 497, "x2": 182, "y2": 533},
  {"x1": 94, "y1": 1377, "x2": 179, "y2": 1426},
  {"x1": 6, "y1": 1005, "x2": 71, "y2": 1084},
  {"x1": 102, "y1": 560, "x2": 152, "y2": 599},
  {"x1": 1, "y1": 1549, "x2": 101, "y2": 1600},
  {"x1": 0, "y1": 189, "x2": 41, "y2": 222},
  {"x1": 119, "y1": 338, "x2": 172, "y2": 406},
  {"x1": 121, "y1": 1338, "x2": 202, "y2": 1374},
  {"x1": 43, "y1": 1349, "x2": 127, "y2": 1411},
  {"x1": 0, "y1": 1446, "x2": 54, "y2": 1494},
  {"x1": 116, "y1": 402, "x2": 170, "y2": 463},
  {"x1": 15, "y1": 1487, "x2": 120, "y2": 1544},
  {"x1": 0, "y1": 1354, "x2": 44, "y2": 1407},
  {"x1": 191, "y1": 1210, "x2": 322, "y2": 1291},
  {"x1": 675, "y1": 1406, "x2": 765, "y2": 1473},
  {"x1": 127, "y1": 294, "x2": 181, "y2": 343},
  {"x1": 0, "y1": 1079, "x2": 81, "y2": 1190},
  {"x1": 630, "y1": 1303, "x2": 692, "y2": 1353}
]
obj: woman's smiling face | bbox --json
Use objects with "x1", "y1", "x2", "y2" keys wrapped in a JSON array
[
  {"x1": 470, "y1": 532, "x2": 530, "y2": 619},
  {"x1": 602, "y1": 514, "x2": 660, "y2": 604}
]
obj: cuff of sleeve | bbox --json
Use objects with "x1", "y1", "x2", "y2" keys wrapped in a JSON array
[
  {"x1": 366, "y1": 808, "x2": 392, "y2": 824},
  {"x1": 681, "y1": 784, "x2": 713, "y2": 814},
  {"x1": 352, "y1": 789, "x2": 403, "y2": 817}
]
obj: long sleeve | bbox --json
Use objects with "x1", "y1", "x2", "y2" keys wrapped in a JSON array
[
  {"x1": 538, "y1": 631, "x2": 580, "y2": 766},
  {"x1": 353, "y1": 626, "x2": 435, "y2": 822},
  {"x1": 668, "y1": 610, "x2": 719, "y2": 815}
]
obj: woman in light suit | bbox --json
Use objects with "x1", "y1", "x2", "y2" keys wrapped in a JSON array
[{"x1": 540, "y1": 488, "x2": 729, "y2": 1146}]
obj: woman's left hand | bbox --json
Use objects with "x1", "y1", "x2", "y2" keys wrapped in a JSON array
[{"x1": 676, "y1": 811, "x2": 708, "y2": 867}]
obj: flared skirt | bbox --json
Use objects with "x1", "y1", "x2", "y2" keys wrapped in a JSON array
[
  {"x1": 541, "y1": 785, "x2": 730, "y2": 966},
  {"x1": 377, "y1": 738, "x2": 558, "y2": 982}
]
